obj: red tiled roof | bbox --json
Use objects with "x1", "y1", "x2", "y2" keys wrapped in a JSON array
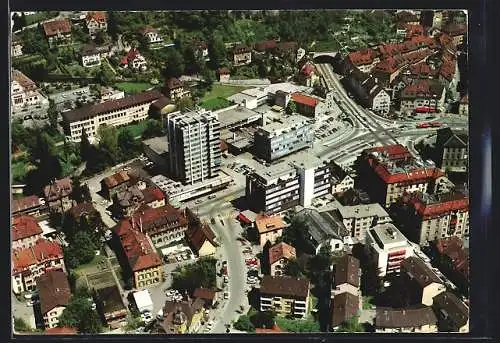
[
  {"x1": 12, "y1": 70, "x2": 37, "y2": 90},
  {"x1": 12, "y1": 239, "x2": 64, "y2": 274},
  {"x1": 366, "y1": 144, "x2": 412, "y2": 160},
  {"x1": 439, "y1": 59, "x2": 456, "y2": 81},
  {"x1": 44, "y1": 327, "x2": 78, "y2": 335},
  {"x1": 255, "y1": 215, "x2": 287, "y2": 234},
  {"x1": 291, "y1": 92, "x2": 319, "y2": 107},
  {"x1": 255, "y1": 325, "x2": 282, "y2": 333},
  {"x1": 68, "y1": 202, "x2": 97, "y2": 219},
  {"x1": 102, "y1": 171, "x2": 130, "y2": 189},
  {"x1": 347, "y1": 48, "x2": 378, "y2": 66},
  {"x1": 435, "y1": 237, "x2": 469, "y2": 279},
  {"x1": 442, "y1": 23, "x2": 467, "y2": 37},
  {"x1": 12, "y1": 195, "x2": 42, "y2": 214},
  {"x1": 165, "y1": 77, "x2": 183, "y2": 90},
  {"x1": 37, "y1": 270, "x2": 72, "y2": 314},
  {"x1": 401, "y1": 79, "x2": 444, "y2": 99},
  {"x1": 121, "y1": 48, "x2": 143, "y2": 65},
  {"x1": 141, "y1": 187, "x2": 165, "y2": 204},
  {"x1": 43, "y1": 19, "x2": 71, "y2": 37},
  {"x1": 460, "y1": 94, "x2": 468, "y2": 104},
  {"x1": 114, "y1": 223, "x2": 162, "y2": 272},
  {"x1": 269, "y1": 242, "x2": 296, "y2": 265},
  {"x1": 276, "y1": 41, "x2": 299, "y2": 53},
  {"x1": 185, "y1": 224, "x2": 218, "y2": 253},
  {"x1": 301, "y1": 63, "x2": 316, "y2": 77},
  {"x1": 403, "y1": 24, "x2": 425, "y2": 39},
  {"x1": 86, "y1": 11, "x2": 106, "y2": 23},
  {"x1": 233, "y1": 44, "x2": 251, "y2": 54},
  {"x1": 220, "y1": 140, "x2": 229, "y2": 152},
  {"x1": 43, "y1": 178, "x2": 72, "y2": 202},
  {"x1": 193, "y1": 287, "x2": 216, "y2": 301},
  {"x1": 254, "y1": 40, "x2": 277, "y2": 52},
  {"x1": 218, "y1": 67, "x2": 230, "y2": 75},
  {"x1": 408, "y1": 62, "x2": 437, "y2": 77},
  {"x1": 404, "y1": 191, "x2": 468, "y2": 217},
  {"x1": 139, "y1": 25, "x2": 157, "y2": 35},
  {"x1": 12, "y1": 215, "x2": 43, "y2": 241}
]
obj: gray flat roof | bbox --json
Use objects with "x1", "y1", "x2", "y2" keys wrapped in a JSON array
[
  {"x1": 289, "y1": 150, "x2": 323, "y2": 170},
  {"x1": 296, "y1": 208, "x2": 348, "y2": 245},
  {"x1": 338, "y1": 203, "x2": 389, "y2": 219},
  {"x1": 369, "y1": 223, "x2": 407, "y2": 246},
  {"x1": 254, "y1": 161, "x2": 296, "y2": 182},
  {"x1": 217, "y1": 106, "x2": 261, "y2": 128},
  {"x1": 259, "y1": 114, "x2": 311, "y2": 135},
  {"x1": 143, "y1": 136, "x2": 169, "y2": 155}
]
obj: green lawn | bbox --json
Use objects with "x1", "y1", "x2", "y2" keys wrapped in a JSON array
[
  {"x1": 201, "y1": 97, "x2": 232, "y2": 111},
  {"x1": 114, "y1": 82, "x2": 154, "y2": 94},
  {"x1": 311, "y1": 40, "x2": 342, "y2": 52},
  {"x1": 201, "y1": 84, "x2": 249, "y2": 103},
  {"x1": 73, "y1": 255, "x2": 107, "y2": 276},
  {"x1": 24, "y1": 12, "x2": 58, "y2": 26},
  {"x1": 118, "y1": 120, "x2": 149, "y2": 138},
  {"x1": 12, "y1": 160, "x2": 34, "y2": 182}
]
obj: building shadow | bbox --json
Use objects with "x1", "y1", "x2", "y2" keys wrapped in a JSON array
[{"x1": 247, "y1": 287, "x2": 260, "y2": 310}]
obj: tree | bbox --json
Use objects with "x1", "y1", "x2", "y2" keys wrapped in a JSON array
[
  {"x1": 47, "y1": 99, "x2": 59, "y2": 130},
  {"x1": 79, "y1": 128, "x2": 92, "y2": 162},
  {"x1": 58, "y1": 290, "x2": 103, "y2": 333},
  {"x1": 283, "y1": 258, "x2": 303, "y2": 277},
  {"x1": 70, "y1": 176, "x2": 86, "y2": 204},
  {"x1": 14, "y1": 317, "x2": 31, "y2": 332},
  {"x1": 177, "y1": 96, "x2": 195, "y2": 112},
  {"x1": 250, "y1": 310, "x2": 276, "y2": 329},
  {"x1": 163, "y1": 49, "x2": 185, "y2": 79},
  {"x1": 336, "y1": 316, "x2": 364, "y2": 333},
  {"x1": 96, "y1": 65, "x2": 114, "y2": 86},
  {"x1": 208, "y1": 33, "x2": 226, "y2": 69},
  {"x1": 63, "y1": 231, "x2": 98, "y2": 269},
  {"x1": 285, "y1": 100, "x2": 297, "y2": 115},
  {"x1": 142, "y1": 119, "x2": 164, "y2": 139},
  {"x1": 118, "y1": 128, "x2": 140, "y2": 158},
  {"x1": 97, "y1": 124, "x2": 119, "y2": 158},
  {"x1": 234, "y1": 315, "x2": 255, "y2": 332},
  {"x1": 171, "y1": 257, "x2": 217, "y2": 294}
]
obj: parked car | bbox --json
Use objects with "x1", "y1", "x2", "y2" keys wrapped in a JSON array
[
  {"x1": 223, "y1": 292, "x2": 229, "y2": 299},
  {"x1": 208, "y1": 194, "x2": 216, "y2": 200}
]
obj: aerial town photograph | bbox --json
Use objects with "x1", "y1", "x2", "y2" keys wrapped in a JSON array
[{"x1": 10, "y1": 10, "x2": 469, "y2": 335}]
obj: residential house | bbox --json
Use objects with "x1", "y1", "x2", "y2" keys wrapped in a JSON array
[
  {"x1": 299, "y1": 62, "x2": 320, "y2": 87},
  {"x1": 185, "y1": 224, "x2": 218, "y2": 257},
  {"x1": 12, "y1": 215, "x2": 44, "y2": 250},
  {"x1": 85, "y1": 11, "x2": 107, "y2": 36},
  {"x1": 295, "y1": 208, "x2": 350, "y2": 254},
  {"x1": 11, "y1": 69, "x2": 48, "y2": 112},
  {"x1": 434, "y1": 127, "x2": 468, "y2": 173},
  {"x1": 37, "y1": 270, "x2": 72, "y2": 329},
  {"x1": 195, "y1": 42, "x2": 209, "y2": 61},
  {"x1": 114, "y1": 185, "x2": 145, "y2": 218},
  {"x1": 12, "y1": 195, "x2": 45, "y2": 217},
  {"x1": 217, "y1": 67, "x2": 231, "y2": 83},
  {"x1": 331, "y1": 255, "x2": 361, "y2": 298},
  {"x1": 395, "y1": 11, "x2": 421, "y2": 26},
  {"x1": 43, "y1": 178, "x2": 73, "y2": 213},
  {"x1": 164, "y1": 78, "x2": 190, "y2": 102},
  {"x1": 141, "y1": 187, "x2": 166, "y2": 208},
  {"x1": 355, "y1": 144, "x2": 445, "y2": 207},
  {"x1": 42, "y1": 19, "x2": 72, "y2": 47},
  {"x1": 155, "y1": 298, "x2": 205, "y2": 334},
  {"x1": 193, "y1": 287, "x2": 217, "y2": 308},
  {"x1": 255, "y1": 215, "x2": 288, "y2": 248},
  {"x1": 253, "y1": 40, "x2": 278, "y2": 54},
  {"x1": 342, "y1": 69, "x2": 391, "y2": 116},
  {"x1": 290, "y1": 92, "x2": 326, "y2": 118},
  {"x1": 458, "y1": 94, "x2": 468, "y2": 115},
  {"x1": 260, "y1": 275, "x2": 310, "y2": 318},
  {"x1": 62, "y1": 90, "x2": 163, "y2": 143},
  {"x1": 331, "y1": 292, "x2": 360, "y2": 330},
  {"x1": 275, "y1": 41, "x2": 299, "y2": 61},
  {"x1": 394, "y1": 190, "x2": 469, "y2": 246},
  {"x1": 11, "y1": 33, "x2": 23, "y2": 57},
  {"x1": 396, "y1": 23, "x2": 425, "y2": 40},
  {"x1": 139, "y1": 26, "x2": 163, "y2": 45},
  {"x1": 80, "y1": 43, "x2": 101, "y2": 67},
  {"x1": 431, "y1": 237, "x2": 469, "y2": 290},
  {"x1": 95, "y1": 286, "x2": 128, "y2": 329},
  {"x1": 337, "y1": 203, "x2": 392, "y2": 243},
  {"x1": 68, "y1": 202, "x2": 98, "y2": 223},
  {"x1": 113, "y1": 222, "x2": 163, "y2": 289},
  {"x1": 375, "y1": 307, "x2": 438, "y2": 333},
  {"x1": 344, "y1": 48, "x2": 380, "y2": 73},
  {"x1": 365, "y1": 223, "x2": 415, "y2": 277},
  {"x1": 268, "y1": 242, "x2": 296, "y2": 277},
  {"x1": 101, "y1": 171, "x2": 131, "y2": 200},
  {"x1": 330, "y1": 162, "x2": 355, "y2": 195},
  {"x1": 441, "y1": 23, "x2": 467, "y2": 47},
  {"x1": 401, "y1": 256, "x2": 446, "y2": 306},
  {"x1": 44, "y1": 327, "x2": 78, "y2": 335},
  {"x1": 120, "y1": 48, "x2": 147, "y2": 71},
  {"x1": 114, "y1": 204, "x2": 188, "y2": 248},
  {"x1": 400, "y1": 79, "x2": 446, "y2": 113},
  {"x1": 12, "y1": 239, "x2": 66, "y2": 294},
  {"x1": 232, "y1": 44, "x2": 252, "y2": 66},
  {"x1": 432, "y1": 291, "x2": 469, "y2": 333},
  {"x1": 100, "y1": 87, "x2": 125, "y2": 102}
]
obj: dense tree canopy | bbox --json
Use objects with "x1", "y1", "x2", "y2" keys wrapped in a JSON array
[
  {"x1": 142, "y1": 119, "x2": 164, "y2": 139},
  {"x1": 58, "y1": 287, "x2": 103, "y2": 334},
  {"x1": 171, "y1": 257, "x2": 217, "y2": 295}
]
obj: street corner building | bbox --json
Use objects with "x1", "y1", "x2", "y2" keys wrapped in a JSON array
[{"x1": 36, "y1": 270, "x2": 72, "y2": 329}]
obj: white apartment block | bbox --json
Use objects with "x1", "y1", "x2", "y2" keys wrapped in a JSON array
[
  {"x1": 370, "y1": 88, "x2": 391, "y2": 115},
  {"x1": 365, "y1": 223, "x2": 414, "y2": 277},
  {"x1": 292, "y1": 153, "x2": 331, "y2": 208},
  {"x1": 11, "y1": 70, "x2": 48, "y2": 111},
  {"x1": 62, "y1": 90, "x2": 163, "y2": 143},
  {"x1": 338, "y1": 203, "x2": 392, "y2": 243},
  {"x1": 166, "y1": 109, "x2": 222, "y2": 185}
]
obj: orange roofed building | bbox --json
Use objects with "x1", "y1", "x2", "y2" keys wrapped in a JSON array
[
  {"x1": 12, "y1": 239, "x2": 66, "y2": 294},
  {"x1": 12, "y1": 215, "x2": 43, "y2": 250},
  {"x1": 356, "y1": 144, "x2": 445, "y2": 208},
  {"x1": 255, "y1": 215, "x2": 288, "y2": 248},
  {"x1": 113, "y1": 221, "x2": 163, "y2": 289},
  {"x1": 268, "y1": 242, "x2": 296, "y2": 276}
]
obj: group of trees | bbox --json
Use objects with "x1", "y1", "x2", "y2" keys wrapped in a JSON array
[
  {"x1": 80, "y1": 124, "x2": 141, "y2": 175},
  {"x1": 234, "y1": 310, "x2": 277, "y2": 332},
  {"x1": 171, "y1": 257, "x2": 217, "y2": 295},
  {"x1": 58, "y1": 286, "x2": 103, "y2": 333}
]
